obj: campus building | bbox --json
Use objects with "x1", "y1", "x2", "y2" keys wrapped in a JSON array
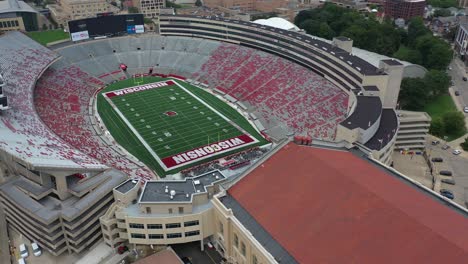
[
  {"x1": 395, "y1": 110, "x2": 431, "y2": 150},
  {"x1": 102, "y1": 142, "x2": 468, "y2": 263},
  {"x1": 384, "y1": 0, "x2": 426, "y2": 20},
  {"x1": 0, "y1": 0, "x2": 39, "y2": 31}
]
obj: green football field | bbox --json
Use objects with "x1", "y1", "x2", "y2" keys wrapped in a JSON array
[{"x1": 97, "y1": 77, "x2": 268, "y2": 176}]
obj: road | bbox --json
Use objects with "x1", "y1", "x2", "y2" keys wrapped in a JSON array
[{"x1": 448, "y1": 58, "x2": 467, "y2": 109}]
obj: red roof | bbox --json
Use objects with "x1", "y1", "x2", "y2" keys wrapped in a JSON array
[{"x1": 228, "y1": 143, "x2": 468, "y2": 263}]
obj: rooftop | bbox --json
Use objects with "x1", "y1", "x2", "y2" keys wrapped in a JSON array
[
  {"x1": 133, "y1": 247, "x2": 182, "y2": 264},
  {"x1": 340, "y1": 95, "x2": 382, "y2": 129},
  {"x1": 0, "y1": 0, "x2": 36, "y2": 13},
  {"x1": 139, "y1": 170, "x2": 225, "y2": 203},
  {"x1": 115, "y1": 179, "x2": 139, "y2": 194},
  {"x1": 224, "y1": 143, "x2": 468, "y2": 264},
  {"x1": 365, "y1": 109, "x2": 398, "y2": 150}
]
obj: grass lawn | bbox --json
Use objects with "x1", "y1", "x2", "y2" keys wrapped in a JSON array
[
  {"x1": 97, "y1": 77, "x2": 268, "y2": 176},
  {"x1": 27, "y1": 30, "x2": 69, "y2": 46},
  {"x1": 424, "y1": 94, "x2": 466, "y2": 141}
]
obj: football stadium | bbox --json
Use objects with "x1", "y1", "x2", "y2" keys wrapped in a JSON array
[{"x1": 0, "y1": 14, "x2": 467, "y2": 263}]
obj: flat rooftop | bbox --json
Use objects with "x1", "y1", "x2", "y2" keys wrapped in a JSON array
[
  {"x1": 340, "y1": 96, "x2": 382, "y2": 129},
  {"x1": 139, "y1": 171, "x2": 225, "y2": 203},
  {"x1": 365, "y1": 109, "x2": 398, "y2": 150},
  {"x1": 115, "y1": 179, "x2": 139, "y2": 194},
  {"x1": 224, "y1": 143, "x2": 468, "y2": 263}
]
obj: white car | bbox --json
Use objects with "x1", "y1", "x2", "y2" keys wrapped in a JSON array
[
  {"x1": 464, "y1": 107, "x2": 468, "y2": 113},
  {"x1": 19, "y1": 243, "x2": 28, "y2": 258},
  {"x1": 31, "y1": 242, "x2": 42, "y2": 257},
  {"x1": 18, "y1": 258, "x2": 26, "y2": 264},
  {"x1": 453, "y1": 149, "x2": 462, "y2": 155}
]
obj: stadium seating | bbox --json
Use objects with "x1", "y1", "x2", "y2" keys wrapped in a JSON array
[
  {"x1": 0, "y1": 32, "x2": 105, "y2": 169},
  {"x1": 34, "y1": 63, "x2": 154, "y2": 180}
]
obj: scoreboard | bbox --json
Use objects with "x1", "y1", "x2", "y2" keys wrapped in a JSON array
[{"x1": 68, "y1": 14, "x2": 145, "y2": 41}]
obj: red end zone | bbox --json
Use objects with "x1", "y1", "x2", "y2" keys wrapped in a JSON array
[
  {"x1": 162, "y1": 134, "x2": 255, "y2": 169},
  {"x1": 105, "y1": 80, "x2": 175, "y2": 98}
]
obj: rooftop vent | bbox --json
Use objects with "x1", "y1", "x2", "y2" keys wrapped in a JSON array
[
  {"x1": 132, "y1": 180, "x2": 137, "y2": 184},
  {"x1": 186, "y1": 193, "x2": 190, "y2": 198},
  {"x1": 194, "y1": 180, "x2": 201, "y2": 185},
  {"x1": 215, "y1": 175, "x2": 219, "y2": 180},
  {"x1": 170, "y1": 190, "x2": 176, "y2": 196}
]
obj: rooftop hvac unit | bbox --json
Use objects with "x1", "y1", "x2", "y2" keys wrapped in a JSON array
[{"x1": 194, "y1": 180, "x2": 201, "y2": 185}]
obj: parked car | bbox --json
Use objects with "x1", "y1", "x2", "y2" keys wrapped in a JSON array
[
  {"x1": 442, "y1": 145, "x2": 450, "y2": 150},
  {"x1": 18, "y1": 258, "x2": 26, "y2": 264},
  {"x1": 464, "y1": 107, "x2": 468, "y2": 113},
  {"x1": 463, "y1": 76, "x2": 467, "y2": 81},
  {"x1": 441, "y1": 179, "x2": 455, "y2": 185},
  {"x1": 455, "y1": 91, "x2": 460, "y2": 96},
  {"x1": 181, "y1": 257, "x2": 193, "y2": 264},
  {"x1": 431, "y1": 157, "x2": 443, "y2": 162},
  {"x1": 19, "y1": 243, "x2": 28, "y2": 258},
  {"x1": 440, "y1": 170, "x2": 453, "y2": 176},
  {"x1": 440, "y1": 189, "x2": 454, "y2": 199},
  {"x1": 431, "y1": 140, "x2": 440, "y2": 145},
  {"x1": 31, "y1": 242, "x2": 41, "y2": 257},
  {"x1": 453, "y1": 149, "x2": 462, "y2": 155}
]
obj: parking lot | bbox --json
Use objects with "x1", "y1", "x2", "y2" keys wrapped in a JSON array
[
  {"x1": 426, "y1": 137, "x2": 468, "y2": 207},
  {"x1": 172, "y1": 241, "x2": 223, "y2": 264}
]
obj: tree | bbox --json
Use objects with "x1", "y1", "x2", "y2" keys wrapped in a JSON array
[
  {"x1": 318, "y1": 22, "x2": 335, "y2": 39},
  {"x1": 429, "y1": 118, "x2": 444, "y2": 137},
  {"x1": 407, "y1": 17, "x2": 430, "y2": 46},
  {"x1": 195, "y1": 0, "x2": 202, "y2": 6},
  {"x1": 442, "y1": 111, "x2": 465, "y2": 134},
  {"x1": 433, "y1": 9, "x2": 451, "y2": 17},
  {"x1": 393, "y1": 46, "x2": 423, "y2": 65},
  {"x1": 42, "y1": 23, "x2": 48, "y2": 31},
  {"x1": 461, "y1": 137, "x2": 468, "y2": 151},
  {"x1": 128, "y1": 7, "x2": 139, "y2": 13},
  {"x1": 398, "y1": 77, "x2": 428, "y2": 110},
  {"x1": 299, "y1": 19, "x2": 320, "y2": 35},
  {"x1": 424, "y1": 70, "x2": 451, "y2": 98}
]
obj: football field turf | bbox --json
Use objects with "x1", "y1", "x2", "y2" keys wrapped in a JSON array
[{"x1": 97, "y1": 77, "x2": 268, "y2": 176}]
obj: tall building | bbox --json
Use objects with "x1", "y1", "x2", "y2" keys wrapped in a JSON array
[
  {"x1": 49, "y1": 0, "x2": 118, "y2": 28},
  {"x1": 455, "y1": 18, "x2": 468, "y2": 65},
  {"x1": 384, "y1": 0, "x2": 425, "y2": 21},
  {"x1": 395, "y1": 110, "x2": 431, "y2": 150}
]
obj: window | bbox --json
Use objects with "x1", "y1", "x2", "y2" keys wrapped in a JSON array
[
  {"x1": 184, "y1": 220, "x2": 199, "y2": 227},
  {"x1": 167, "y1": 233, "x2": 182, "y2": 239},
  {"x1": 219, "y1": 221, "x2": 224, "y2": 233},
  {"x1": 178, "y1": 207, "x2": 184, "y2": 213},
  {"x1": 166, "y1": 223, "x2": 181, "y2": 229},
  {"x1": 148, "y1": 234, "x2": 163, "y2": 239},
  {"x1": 168, "y1": 208, "x2": 173, "y2": 214},
  {"x1": 129, "y1": 223, "x2": 144, "y2": 229},
  {"x1": 130, "y1": 233, "x2": 145, "y2": 239},
  {"x1": 147, "y1": 224, "x2": 162, "y2": 229},
  {"x1": 234, "y1": 234, "x2": 239, "y2": 248},
  {"x1": 185, "y1": 230, "x2": 200, "y2": 237},
  {"x1": 241, "y1": 242, "x2": 246, "y2": 256},
  {"x1": 252, "y1": 255, "x2": 258, "y2": 264},
  {"x1": 146, "y1": 207, "x2": 151, "y2": 214}
]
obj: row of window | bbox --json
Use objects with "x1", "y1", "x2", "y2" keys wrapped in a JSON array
[
  {"x1": 0, "y1": 20, "x2": 20, "y2": 29},
  {"x1": 130, "y1": 230, "x2": 200, "y2": 239},
  {"x1": 129, "y1": 220, "x2": 199, "y2": 229},
  {"x1": 234, "y1": 233, "x2": 258, "y2": 264}
]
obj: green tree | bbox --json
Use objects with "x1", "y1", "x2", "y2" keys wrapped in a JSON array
[
  {"x1": 128, "y1": 6, "x2": 139, "y2": 13},
  {"x1": 195, "y1": 0, "x2": 202, "y2": 6},
  {"x1": 393, "y1": 46, "x2": 423, "y2": 65},
  {"x1": 318, "y1": 22, "x2": 335, "y2": 39},
  {"x1": 427, "y1": 0, "x2": 458, "y2": 8},
  {"x1": 460, "y1": 137, "x2": 468, "y2": 151},
  {"x1": 442, "y1": 111, "x2": 465, "y2": 134},
  {"x1": 299, "y1": 19, "x2": 320, "y2": 35},
  {"x1": 424, "y1": 70, "x2": 451, "y2": 98},
  {"x1": 407, "y1": 17, "x2": 430, "y2": 46},
  {"x1": 429, "y1": 118, "x2": 444, "y2": 137},
  {"x1": 398, "y1": 77, "x2": 428, "y2": 110},
  {"x1": 42, "y1": 23, "x2": 48, "y2": 31},
  {"x1": 433, "y1": 9, "x2": 451, "y2": 17}
]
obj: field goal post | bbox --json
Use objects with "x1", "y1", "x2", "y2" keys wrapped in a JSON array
[{"x1": 133, "y1": 74, "x2": 144, "y2": 86}]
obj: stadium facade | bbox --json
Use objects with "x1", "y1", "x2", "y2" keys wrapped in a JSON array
[{"x1": 0, "y1": 14, "x2": 439, "y2": 258}]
